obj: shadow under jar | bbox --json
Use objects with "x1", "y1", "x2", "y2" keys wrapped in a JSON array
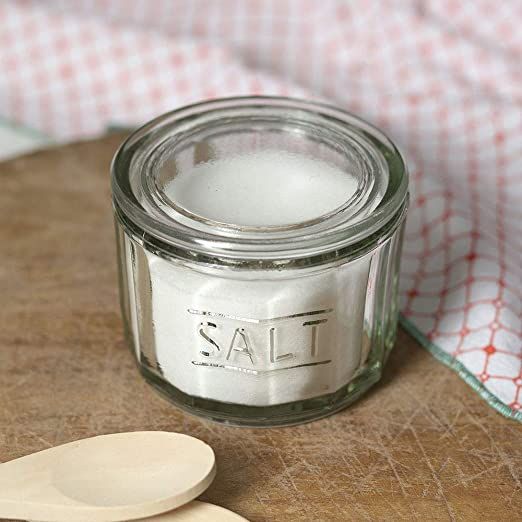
[{"x1": 111, "y1": 97, "x2": 409, "y2": 427}]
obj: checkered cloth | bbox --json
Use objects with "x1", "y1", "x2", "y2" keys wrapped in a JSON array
[{"x1": 1, "y1": 0, "x2": 520, "y2": 420}]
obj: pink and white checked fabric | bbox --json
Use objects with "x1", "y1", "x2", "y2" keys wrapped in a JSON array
[{"x1": 1, "y1": 0, "x2": 520, "y2": 420}]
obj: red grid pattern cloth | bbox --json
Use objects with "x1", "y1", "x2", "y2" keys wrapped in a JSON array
[{"x1": 1, "y1": 0, "x2": 520, "y2": 420}]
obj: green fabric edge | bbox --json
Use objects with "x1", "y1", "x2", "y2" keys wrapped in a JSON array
[
  {"x1": 399, "y1": 314, "x2": 522, "y2": 423},
  {"x1": 0, "y1": 116, "x2": 49, "y2": 141}
]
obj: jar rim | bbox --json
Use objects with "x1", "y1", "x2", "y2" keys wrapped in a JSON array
[{"x1": 111, "y1": 96, "x2": 408, "y2": 265}]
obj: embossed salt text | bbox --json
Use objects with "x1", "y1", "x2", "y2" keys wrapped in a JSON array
[{"x1": 190, "y1": 308, "x2": 333, "y2": 374}]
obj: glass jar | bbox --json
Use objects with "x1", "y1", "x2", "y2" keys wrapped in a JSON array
[{"x1": 111, "y1": 97, "x2": 408, "y2": 427}]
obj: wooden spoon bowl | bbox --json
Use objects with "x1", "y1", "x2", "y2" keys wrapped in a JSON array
[{"x1": 0, "y1": 432, "x2": 216, "y2": 522}]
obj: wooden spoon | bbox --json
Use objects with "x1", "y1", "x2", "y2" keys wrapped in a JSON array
[
  {"x1": 136, "y1": 501, "x2": 249, "y2": 521},
  {"x1": 0, "y1": 431, "x2": 216, "y2": 522}
]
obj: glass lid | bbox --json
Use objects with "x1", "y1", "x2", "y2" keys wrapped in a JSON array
[{"x1": 111, "y1": 96, "x2": 408, "y2": 264}]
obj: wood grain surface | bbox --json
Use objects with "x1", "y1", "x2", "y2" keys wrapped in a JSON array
[{"x1": 0, "y1": 135, "x2": 520, "y2": 522}]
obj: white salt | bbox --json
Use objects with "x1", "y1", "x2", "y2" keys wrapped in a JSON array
[
  {"x1": 165, "y1": 150, "x2": 359, "y2": 227},
  {"x1": 133, "y1": 150, "x2": 372, "y2": 406}
]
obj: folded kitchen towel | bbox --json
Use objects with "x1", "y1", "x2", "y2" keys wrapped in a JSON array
[{"x1": 1, "y1": 0, "x2": 520, "y2": 420}]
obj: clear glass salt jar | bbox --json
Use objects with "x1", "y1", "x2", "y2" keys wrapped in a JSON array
[{"x1": 111, "y1": 97, "x2": 409, "y2": 426}]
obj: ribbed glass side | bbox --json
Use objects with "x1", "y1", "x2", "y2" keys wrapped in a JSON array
[{"x1": 115, "y1": 216, "x2": 406, "y2": 427}]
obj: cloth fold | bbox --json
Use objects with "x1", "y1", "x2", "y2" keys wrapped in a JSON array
[{"x1": 1, "y1": 0, "x2": 520, "y2": 420}]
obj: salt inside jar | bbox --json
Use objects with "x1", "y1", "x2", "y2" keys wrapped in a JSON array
[{"x1": 112, "y1": 97, "x2": 408, "y2": 426}]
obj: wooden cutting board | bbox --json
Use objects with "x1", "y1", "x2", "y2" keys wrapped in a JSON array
[{"x1": 0, "y1": 135, "x2": 520, "y2": 522}]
